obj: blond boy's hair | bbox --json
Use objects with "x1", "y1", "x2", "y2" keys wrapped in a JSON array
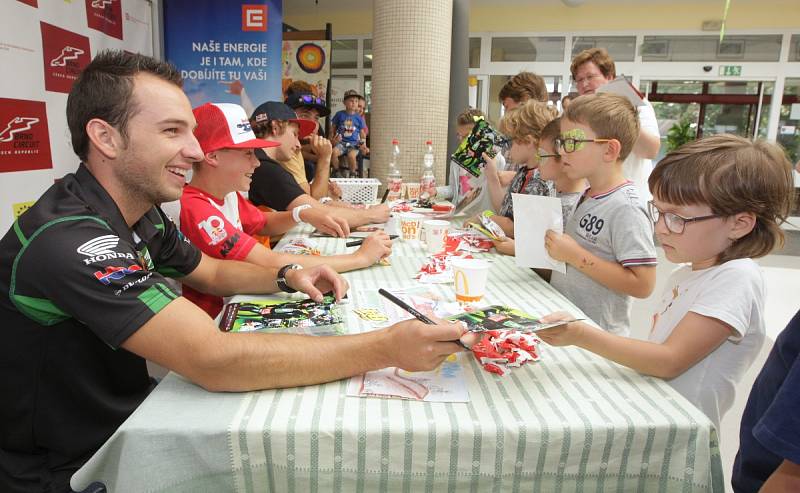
[
  {"x1": 649, "y1": 134, "x2": 795, "y2": 264},
  {"x1": 498, "y1": 100, "x2": 558, "y2": 144},
  {"x1": 563, "y1": 93, "x2": 639, "y2": 161}
]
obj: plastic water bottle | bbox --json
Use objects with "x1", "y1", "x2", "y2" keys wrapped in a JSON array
[
  {"x1": 420, "y1": 140, "x2": 436, "y2": 199},
  {"x1": 387, "y1": 139, "x2": 403, "y2": 201}
]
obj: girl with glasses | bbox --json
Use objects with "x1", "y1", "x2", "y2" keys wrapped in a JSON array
[{"x1": 537, "y1": 134, "x2": 795, "y2": 428}]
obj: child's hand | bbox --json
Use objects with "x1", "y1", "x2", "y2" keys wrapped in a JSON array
[
  {"x1": 464, "y1": 214, "x2": 481, "y2": 227},
  {"x1": 481, "y1": 152, "x2": 498, "y2": 175},
  {"x1": 493, "y1": 237, "x2": 515, "y2": 256},
  {"x1": 545, "y1": 230, "x2": 582, "y2": 263},
  {"x1": 535, "y1": 311, "x2": 586, "y2": 346}
]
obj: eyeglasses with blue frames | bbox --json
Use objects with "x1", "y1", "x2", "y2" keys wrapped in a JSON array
[
  {"x1": 554, "y1": 137, "x2": 612, "y2": 153},
  {"x1": 647, "y1": 201, "x2": 722, "y2": 234}
]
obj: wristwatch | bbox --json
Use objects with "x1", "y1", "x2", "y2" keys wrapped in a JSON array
[
  {"x1": 276, "y1": 263, "x2": 302, "y2": 293},
  {"x1": 292, "y1": 204, "x2": 312, "y2": 223}
]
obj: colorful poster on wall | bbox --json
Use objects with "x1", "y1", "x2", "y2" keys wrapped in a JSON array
[
  {"x1": 281, "y1": 40, "x2": 330, "y2": 99},
  {"x1": 164, "y1": 0, "x2": 283, "y2": 115}
]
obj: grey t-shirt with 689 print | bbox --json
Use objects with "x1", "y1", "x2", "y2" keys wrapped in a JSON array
[{"x1": 549, "y1": 181, "x2": 657, "y2": 336}]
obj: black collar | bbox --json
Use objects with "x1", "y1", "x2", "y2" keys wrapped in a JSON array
[{"x1": 74, "y1": 163, "x2": 162, "y2": 247}]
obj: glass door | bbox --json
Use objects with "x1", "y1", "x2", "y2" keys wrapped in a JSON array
[{"x1": 641, "y1": 79, "x2": 774, "y2": 160}]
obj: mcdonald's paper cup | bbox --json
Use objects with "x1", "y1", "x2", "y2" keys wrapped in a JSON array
[
  {"x1": 423, "y1": 219, "x2": 449, "y2": 254},
  {"x1": 405, "y1": 182, "x2": 421, "y2": 200},
  {"x1": 451, "y1": 258, "x2": 490, "y2": 304},
  {"x1": 398, "y1": 212, "x2": 423, "y2": 241}
]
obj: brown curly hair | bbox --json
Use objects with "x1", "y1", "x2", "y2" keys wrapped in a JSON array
[{"x1": 498, "y1": 72, "x2": 548, "y2": 104}]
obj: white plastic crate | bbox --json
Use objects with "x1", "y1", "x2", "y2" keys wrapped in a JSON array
[{"x1": 330, "y1": 178, "x2": 381, "y2": 204}]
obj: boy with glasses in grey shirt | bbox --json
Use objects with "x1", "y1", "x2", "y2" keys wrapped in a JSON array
[{"x1": 545, "y1": 93, "x2": 657, "y2": 335}]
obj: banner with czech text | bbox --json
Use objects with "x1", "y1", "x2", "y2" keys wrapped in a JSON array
[{"x1": 164, "y1": 0, "x2": 282, "y2": 117}]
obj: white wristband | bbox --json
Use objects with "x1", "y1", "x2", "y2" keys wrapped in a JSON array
[{"x1": 292, "y1": 204, "x2": 312, "y2": 223}]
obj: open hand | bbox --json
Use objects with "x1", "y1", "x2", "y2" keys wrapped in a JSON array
[
  {"x1": 535, "y1": 311, "x2": 586, "y2": 347},
  {"x1": 356, "y1": 231, "x2": 393, "y2": 265},
  {"x1": 284, "y1": 264, "x2": 349, "y2": 302},
  {"x1": 301, "y1": 207, "x2": 350, "y2": 238}
]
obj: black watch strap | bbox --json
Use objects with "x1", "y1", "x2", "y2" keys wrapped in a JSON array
[{"x1": 276, "y1": 263, "x2": 301, "y2": 293}]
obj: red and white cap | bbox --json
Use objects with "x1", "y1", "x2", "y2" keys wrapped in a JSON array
[{"x1": 193, "y1": 102, "x2": 279, "y2": 154}]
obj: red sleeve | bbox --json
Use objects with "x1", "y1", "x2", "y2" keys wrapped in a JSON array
[
  {"x1": 179, "y1": 188, "x2": 258, "y2": 261},
  {"x1": 236, "y1": 192, "x2": 267, "y2": 236}
]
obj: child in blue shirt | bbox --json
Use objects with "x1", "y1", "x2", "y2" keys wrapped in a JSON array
[{"x1": 330, "y1": 89, "x2": 368, "y2": 177}]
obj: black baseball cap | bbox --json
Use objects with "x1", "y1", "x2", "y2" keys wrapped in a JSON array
[
  {"x1": 250, "y1": 101, "x2": 317, "y2": 139},
  {"x1": 285, "y1": 93, "x2": 330, "y2": 117}
]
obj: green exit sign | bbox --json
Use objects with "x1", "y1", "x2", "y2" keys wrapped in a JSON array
[{"x1": 719, "y1": 65, "x2": 742, "y2": 76}]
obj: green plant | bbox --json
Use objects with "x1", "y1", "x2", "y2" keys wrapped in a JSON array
[{"x1": 666, "y1": 118, "x2": 697, "y2": 152}]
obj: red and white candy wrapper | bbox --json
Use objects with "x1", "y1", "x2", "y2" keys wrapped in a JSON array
[
  {"x1": 443, "y1": 231, "x2": 494, "y2": 253},
  {"x1": 277, "y1": 238, "x2": 321, "y2": 256},
  {"x1": 471, "y1": 330, "x2": 542, "y2": 376},
  {"x1": 414, "y1": 251, "x2": 473, "y2": 283},
  {"x1": 390, "y1": 201, "x2": 413, "y2": 213}
]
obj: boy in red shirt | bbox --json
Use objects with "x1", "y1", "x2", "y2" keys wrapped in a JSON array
[{"x1": 180, "y1": 102, "x2": 392, "y2": 317}]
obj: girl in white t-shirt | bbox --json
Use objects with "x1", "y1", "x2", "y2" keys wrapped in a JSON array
[{"x1": 537, "y1": 134, "x2": 795, "y2": 427}]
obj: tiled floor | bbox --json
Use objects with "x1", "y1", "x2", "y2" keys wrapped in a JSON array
[{"x1": 629, "y1": 245, "x2": 800, "y2": 493}]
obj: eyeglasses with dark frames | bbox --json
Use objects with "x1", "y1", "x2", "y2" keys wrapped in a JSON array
[
  {"x1": 554, "y1": 137, "x2": 612, "y2": 154},
  {"x1": 647, "y1": 201, "x2": 722, "y2": 234},
  {"x1": 536, "y1": 148, "x2": 560, "y2": 162}
]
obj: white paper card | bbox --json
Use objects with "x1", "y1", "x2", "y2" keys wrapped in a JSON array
[
  {"x1": 511, "y1": 193, "x2": 566, "y2": 273},
  {"x1": 597, "y1": 76, "x2": 645, "y2": 107}
]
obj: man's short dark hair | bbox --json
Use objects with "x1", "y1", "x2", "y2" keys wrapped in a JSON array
[{"x1": 66, "y1": 50, "x2": 183, "y2": 161}]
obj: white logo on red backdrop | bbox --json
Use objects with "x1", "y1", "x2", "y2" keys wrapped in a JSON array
[
  {"x1": 0, "y1": 99, "x2": 52, "y2": 173},
  {"x1": 241, "y1": 5, "x2": 267, "y2": 32},
  {"x1": 85, "y1": 0, "x2": 123, "y2": 40},
  {"x1": 40, "y1": 22, "x2": 91, "y2": 94},
  {"x1": 16, "y1": 0, "x2": 38, "y2": 7},
  {"x1": 50, "y1": 46, "x2": 85, "y2": 67}
]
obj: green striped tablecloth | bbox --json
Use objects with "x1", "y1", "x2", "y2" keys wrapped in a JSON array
[{"x1": 71, "y1": 227, "x2": 724, "y2": 493}]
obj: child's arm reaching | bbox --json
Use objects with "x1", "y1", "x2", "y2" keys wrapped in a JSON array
[
  {"x1": 536, "y1": 311, "x2": 734, "y2": 379},
  {"x1": 545, "y1": 230, "x2": 655, "y2": 298},
  {"x1": 492, "y1": 237, "x2": 515, "y2": 255},
  {"x1": 482, "y1": 152, "x2": 505, "y2": 212}
]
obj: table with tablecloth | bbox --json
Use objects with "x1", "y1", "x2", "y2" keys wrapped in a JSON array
[{"x1": 71, "y1": 225, "x2": 724, "y2": 493}]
